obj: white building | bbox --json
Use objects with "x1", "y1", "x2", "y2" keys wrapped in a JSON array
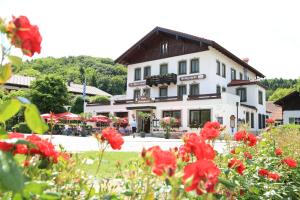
[
  {"x1": 274, "y1": 91, "x2": 300, "y2": 125},
  {"x1": 85, "y1": 27, "x2": 268, "y2": 134}
]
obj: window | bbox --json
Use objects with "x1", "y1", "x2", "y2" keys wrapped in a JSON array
[
  {"x1": 222, "y1": 63, "x2": 226, "y2": 78},
  {"x1": 159, "y1": 86, "x2": 168, "y2": 97},
  {"x1": 289, "y1": 118, "x2": 300, "y2": 125},
  {"x1": 244, "y1": 68, "x2": 248, "y2": 80},
  {"x1": 134, "y1": 68, "x2": 141, "y2": 81},
  {"x1": 163, "y1": 110, "x2": 181, "y2": 126},
  {"x1": 216, "y1": 60, "x2": 221, "y2": 75},
  {"x1": 262, "y1": 114, "x2": 266, "y2": 128},
  {"x1": 178, "y1": 60, "x2": 187, "y2": 75},
  {"x1": 258, "y1": 114, "x2": 262, "y2": 129},
  {"x1": 258, "y1": 91, "x2": 263, "y2": 105},
  {"x1": 143, "y1": 88, "x2": 150, "y2": 97},
  {"x1": 246, "y1": 112, "x2": 250, "y2": 124},
  {"x1": 236, "y1": 88, "x2": 247, "y2": 102},
  {"x1": 239, "y1": 72, "x2": 243, "y2": 80},
  {"x1": 190, "y1": 84, "x2": 199, "y2": 96},
  {"x1": 160, "y1": 64, "x2": 168, "y2": 75},
  {"x1": 231, "y1": 68, "x2": 236, "y2": 80},
  {"x1": 178, "y1": 85, "x2": 187, "y2": 97},
  {"x1": 143, "y1": 66, "x2": 151, "y2": 79},
  {"x1": 133, "y1": 89, "x2": 140, "y2": 100},
  {"x1": 251, "y1": 113, "x2": 254, "y2": 128},
  {"x1": 189, "y1": 109, "x2": 211, "y2": 128},
  {"x1": 216, "y1": 85, "x2": 221, "y2": 94},
  {"x1": 190, "y1": 59, "x2": 199, "y2": 73},
  {"x1": 222, "y1": 87, "x2": 226, "y2": 92},
  {"x1": 161, "y1": 42, "x2": 168, "y2": 55}
]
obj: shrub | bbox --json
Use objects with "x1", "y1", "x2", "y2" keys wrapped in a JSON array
[
  {"x1": 89, "y1": 95, "x2": 110, "y2": 104},
  {"x1": 13, "y1": 122, "x2": 31, "y2": 133}
]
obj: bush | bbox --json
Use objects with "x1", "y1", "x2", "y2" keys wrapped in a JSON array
[
  {"x1": 89, "y1": 95, "x2": 110, "y2": 104},
  {"x1": 13, "y1": 122, "x2": 31, "y2": 133}
]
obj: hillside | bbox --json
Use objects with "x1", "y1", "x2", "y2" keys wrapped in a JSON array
[{"x1": 15, "y1": 56, "x2": 127, "y2": 95}]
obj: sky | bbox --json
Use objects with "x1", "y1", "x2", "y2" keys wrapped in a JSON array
[{"x1": 1, "y1": 0, "x2": 300, "y2": 79}]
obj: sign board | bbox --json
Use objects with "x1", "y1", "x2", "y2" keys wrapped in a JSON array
[
  {"x1": 136, "y1": 96, "x2": 152, "y2": 103},
  {"x1": 179, "y1": 74, "x2": 206, "y2": 81},
  {"x1": 128, "y1": 81, "x2": 146, "y2": 87},
  {"x1": 230, "y1": 115, "x2": 236, "y2": 128}
]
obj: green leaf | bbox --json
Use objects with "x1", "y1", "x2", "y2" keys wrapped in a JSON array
[
  {"x1": 218, "y1": 177, "x2": 236, "y2": 189},
  {"x1": 40, "y1": 192, "x2": 61, "y2": 200},
  {"x1": 0, "y1": 151, "x2": 24, "y2": 192},
  {"x1": 8, "y1": 55, "x2": 22, "y2": 67},
  {"x1": 23, "y1": 181, "x2": 49, "y2": 198},
  {"x1": 0, "y1": 63, "x2": 12, "y2": 84},
  {"x1": 24, "y1": 104, "x2": 48, "y2": 134},
  {"x1": 0, "y1": 98, "x2": 21, "y2": 122}
]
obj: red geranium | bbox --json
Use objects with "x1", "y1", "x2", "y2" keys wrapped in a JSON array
[
  {"x1": 143, "y1": 146, "x2": 177, "y2": 176},
  {"x1": 282, "y1": 158, "x2": 298, "y2": 168},
  {"x1": 8, "y1": 132, "x2": 24, "y2": 139},
  {"x1": 228, "y1": 159, "x2": 245, "y2": 175},
  {"x1": 268, "y1": 172, "x2": 280, "y2": 181},
  {"x1": 234, "y1": 131, "x2": 257, "y2": 146},
  {"x1": 203, "y1": 121, "x2": 221, "y2": 130},
  {"x1": 244, "y1": 152, "x2": 252, "y2": 160},
  {"x1": 234, "y1": 131, "x2": 247, "y2": 141},
  {"x1": 275, "y1": 148, "x2": 282, "y2": 156},
  {"x1": 200, "y1": 121, "x2": 221, "y2": 140},
  {"x1": 266, "y1": 118, "x2": 275, "y2": 124},
  {"x1": 0, "y1": 142, "x2": 14, "y2": 151},
  {"x1": 246, "y1": 133, "x2": 257, "y2": 146},
  {"x1": 101, "y1": 127, "x2": 124, "y2": 150},
  {"x1": 258, "y1": 169, "x2": 269, "y2": 177},
  {"x1": 8, "y1": 16, "x2": 42, "y2": 57},
  {"x1": 183, "y1": 159, "x2": 220, "y2": 195},
  {"x1": 178, "y1": 145, "x2": 190, "y2": 162}
]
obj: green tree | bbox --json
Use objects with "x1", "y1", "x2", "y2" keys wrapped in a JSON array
[
  {"x1": 70, "y1": 96, "x2": 84, "y2": 114},
  {"x1": 269, "y1": 88, "x2": 294, "y2": 101},
  {"x1": 29, "y1": 75, "x2": 70, "y2": 113}
]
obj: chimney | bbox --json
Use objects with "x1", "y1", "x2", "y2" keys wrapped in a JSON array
[{"x1": 242, "y1": 58, "x2": 249, "y2": 63}]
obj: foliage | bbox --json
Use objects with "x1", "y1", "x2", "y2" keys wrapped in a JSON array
[
  {"x1": 16, "y1": 56, "x2": 127, "y2": 95},
  {"x1": 29, "y1": 75, "x2": 70, "y2": 113},
  {"x1": 160, "y1": 117, "x2": 176, "y2": 139},
  {"x1": 13, "y1": 122, "x2": 31, "y2": 133},
  {"x1": 70, "y1": 95, "x2": 84, "y2": 114},
  {"x1": 260, "y1": 78, "x2": 297, "y2": 100},
  {"x1": 89, "y1": 95, "x2": 110, "y2": 104},
  {"x1": 269, "y1": 87, "x2": 294, "y2": 101},
  {"x1": 137, "y1": 112, "x2": 151, "y2": 133}
]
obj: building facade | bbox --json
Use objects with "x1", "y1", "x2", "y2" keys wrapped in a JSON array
[{"x1": 85, "y1": 27, "x2": 268, "y2": 134}]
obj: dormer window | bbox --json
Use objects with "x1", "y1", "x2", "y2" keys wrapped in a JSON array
[{"x1": 161, "y1": 42, "x2": 168, "y2": 55}]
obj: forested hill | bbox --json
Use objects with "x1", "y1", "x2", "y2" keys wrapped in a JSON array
[{"x1": 15, "y1": 56, "x2": 127, "y2": 95}]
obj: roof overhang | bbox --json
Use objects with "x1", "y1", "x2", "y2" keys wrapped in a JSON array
[{"x1": 126, "y1": 106, "x2": 156, "y2": 110}]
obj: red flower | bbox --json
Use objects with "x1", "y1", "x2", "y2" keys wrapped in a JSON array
[
  {"x1": 8, "y1": 16, "x2": 42, "y2": 57},
  {"x1": 268, "y1": 172, "x2": 280, "y2": 181},
  {"x1": 233, "y1": 131, "x2": 257, "y2": 146},
  {"x1": 244, "y1": 152, "x2": 252, "y2": 160},
  {"x1": 8, "y1": 132, "x2": 24, "y2": 139},
  {"x1": 101, "y1": 127, "x2": 124, "y2": 150},
  {"x1": 230, "y1": 148, "x2": 236, "y2": 154},
  {"x1": 258, "y1": 169, "x2": 269, "y2": 177},
  {"x1": 275, "y1": 148, "x2": 282, "y2": 156},
  {"x1": 14, "y1": 144, "x2": 28, "y2": 155},
  {"x1": 0, "y1": 142, "x2": 14, "y2": 151},
  {"x1": 246, "y1": 133, "x2": 257, "y2": 147},
  {"x1": 203, "y1": 121, "x2": 221, "y2": 130},
  {"x1": 143, "y1": 146, "x2": 177, "y2": 176},
  {"x1": 178, "y1": 145, "x2": 190, "y2": 162},
  {"x1": 282, "y1": 158, "x2": 298, "y2": 168},
  {"x1": 234, "y1": 131, "x2": 247, "y2": 141},
  {"x1": 183, "y1": 159, "x2": 220, "y2": 195},
  {"x1": 200, "y1": 122, "x2": 221, "y2": 140},
  {"x1": 228, "y1": 159, "x2": 246, "y2": 175},
  {"x1": 266, "y1": 118, "x2": 275, "y2": 124}
]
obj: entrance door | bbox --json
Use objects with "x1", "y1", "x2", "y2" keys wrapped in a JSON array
[{"x1": 137, "y1": 110, "x2": 152, "y2": 133}]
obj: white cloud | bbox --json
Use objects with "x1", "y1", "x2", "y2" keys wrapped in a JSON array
[{"x1": 1, "y1": 0, "x2": 299, "y2": 78}]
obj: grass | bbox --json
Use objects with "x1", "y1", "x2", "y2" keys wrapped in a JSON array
[{"x1": 74, "y1": 151, "x2": 139, "y2": 178}]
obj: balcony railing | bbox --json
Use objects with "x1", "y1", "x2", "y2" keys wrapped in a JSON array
[
  {"x1": 187, "y1": 93, "x2": 221, "y2": 100},
  {"x1": 114, "y1": 99, "x2": 135, "y2": 105},
  {"x1": 146, "y1": 73, "x2": 177, "y2": 87},
  {"x1": 154, "y1": 96, "x2": 183, "y2": 102}
]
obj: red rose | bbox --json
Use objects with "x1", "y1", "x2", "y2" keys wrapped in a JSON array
[
  {"x1": 275, "y1": 148, "x2": 282, "y2": 156},
  {"x1": 183, "y1": 159, "x2": 220, "y2": 195},
  {"x1": 268, "y1": 172, "x2": 280, "y2": 181},
  {"x1": 282, "y1": 158, "x2": 298, "y2": 168},
  {"x1": 258, "y1": 169, "x2": 269, "y2": 177},
  {"x1": 8, "y1": 16, "x2": 42, "y2": 57},
  {"x1": 0, "y1": 142, "x2": 14, "y2": 151},
  {"x1": 228, "y1": 159, "x2": 246, "y2": 175},
  {"x1": 8, "y1": 132, "x2": 24, "y2": 139},
  {"x1": 244, "y1": 152, "x2": 252, "y2": 160},
  {"x1": 101, "y1": 127, "x2": 124, "y2": 150}
]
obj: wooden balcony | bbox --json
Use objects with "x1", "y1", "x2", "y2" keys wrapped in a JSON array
[
  {"x1": 187, "y1": 93, "x2": 221, "y2": 100},
  {"x1": 114, "y1": 99, "x2": 135, "y2": 105},
  {"x1": 146, "y1": 73, "x2": 177, "y2": 87},
  {"x1": 154, "y1": 96, "x2": 183, "y2": 102}
]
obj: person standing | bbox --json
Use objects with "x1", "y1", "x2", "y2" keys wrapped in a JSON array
[{"x1": 130, "y1": 118, "x2": 137, "y2": 138}]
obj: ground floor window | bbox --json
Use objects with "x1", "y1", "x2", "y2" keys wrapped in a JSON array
[
  {"x1": 189, "y1": 109, "x2": 211, "y2": 128},
  {"x1": 162, "y1": 110, "x2": 181, "y2": 126},
  {"x1": 251, "y1": 113, "x2": 254, "y2": 128},
  {"x1": 114, "y1": 112, "x2": 128, "y2": 118},
  {"x1": 289, "y1": 117, "x2": 300, "y2": 125},
  {"x1": 97, "y1": 112, "x2": 110, "y2": 117}
]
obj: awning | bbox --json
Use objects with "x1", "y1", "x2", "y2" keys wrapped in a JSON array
[{"x1": 126, "y1": 106, "x2": 156, "y2": 110}]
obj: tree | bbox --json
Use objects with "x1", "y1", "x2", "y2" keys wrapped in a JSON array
[
  {"x1": 269, "y1": 88, "x2": 294, "y2": 101},
  {"x1": 29, "y1": 75, "x2": 70, "y2": 113},
  {"x1": 70, "y1": 96, "x2": 84, "y2": 114}
]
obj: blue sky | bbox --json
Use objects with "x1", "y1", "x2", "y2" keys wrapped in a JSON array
[{"x1": 1, "y1": 0, "x2": 299, "y2": 79}]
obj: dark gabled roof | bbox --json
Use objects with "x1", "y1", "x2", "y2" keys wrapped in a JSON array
[
  {"x1": 115, "y1": 26, "x2": 265, "y2": 78},
  {"x1": 227, "y1": 80, "x2": 268, "y2": 89},
  {"x1": 274, "y1": 90, "x2": 299, "y2": 106}
]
